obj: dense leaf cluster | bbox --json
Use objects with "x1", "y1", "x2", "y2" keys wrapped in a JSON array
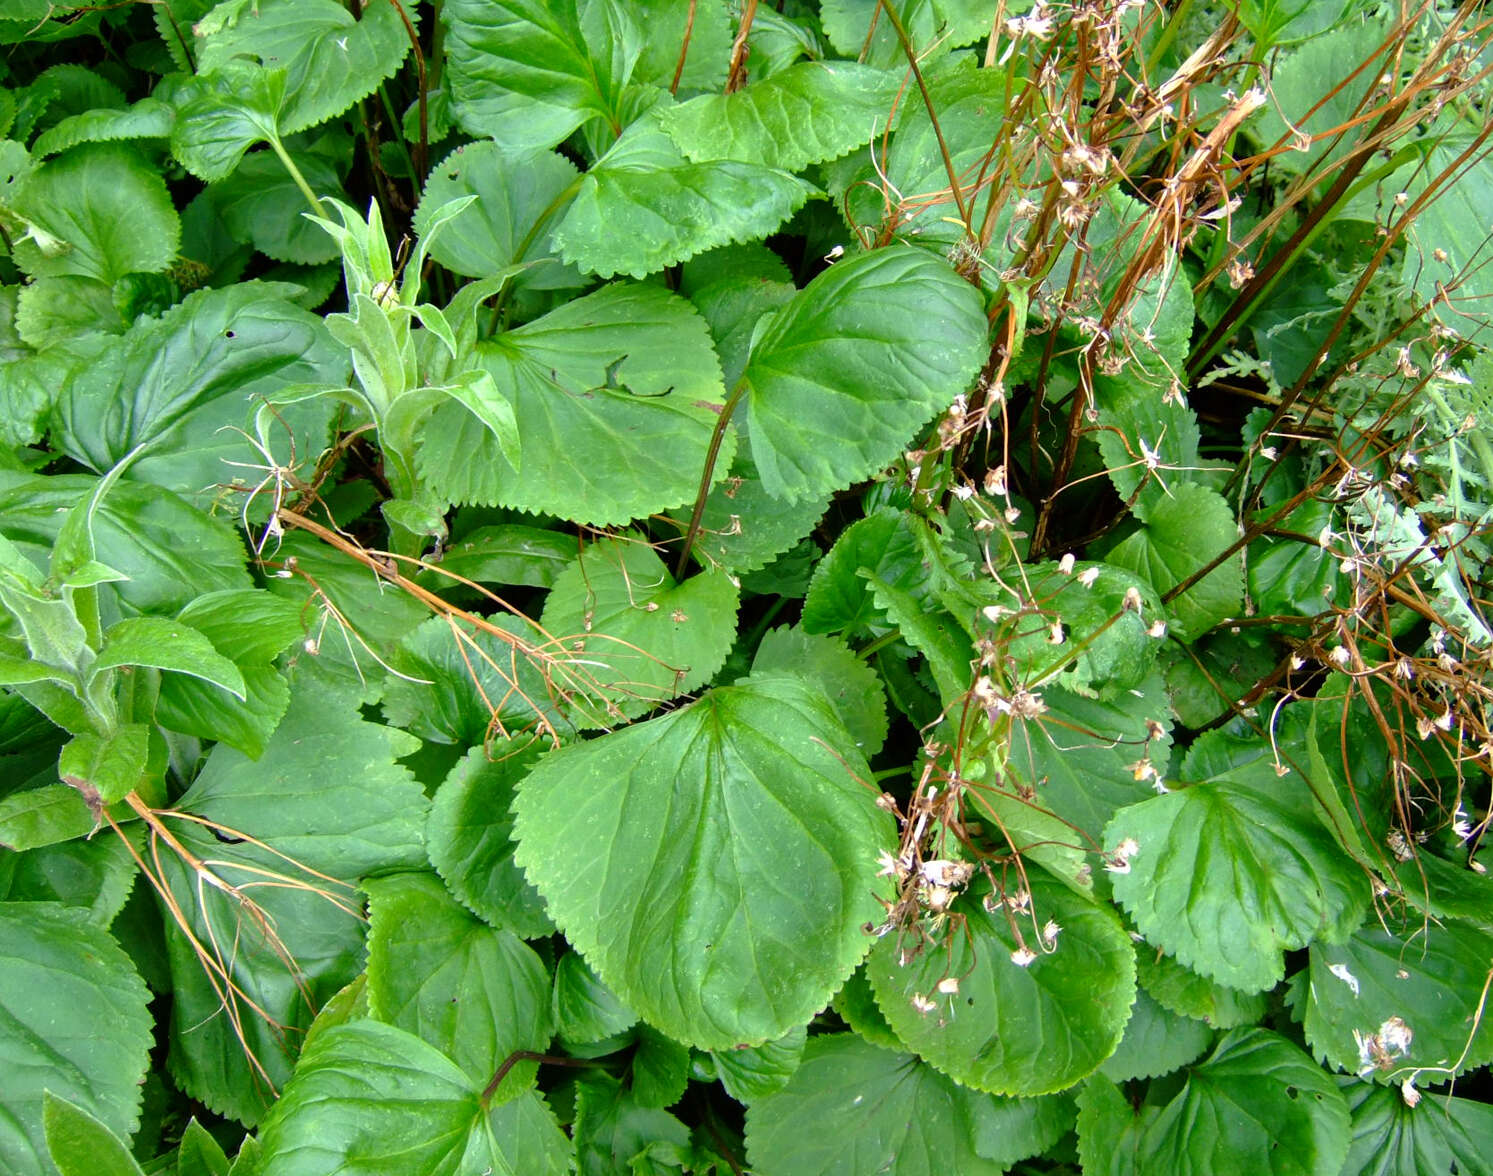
[{"x1": 1, "y1": 2, "x2": 1491, "y2": 1174}]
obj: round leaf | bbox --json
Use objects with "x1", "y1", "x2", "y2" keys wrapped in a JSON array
[
  {"x1": 868, "y1": 873, "x2": 1137, "y2": 1096},
  {"x1": 512, "y1": 672, "x2": 896, "y2": 1049}
]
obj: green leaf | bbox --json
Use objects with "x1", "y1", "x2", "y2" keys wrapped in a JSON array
[
  {"x1": 1078, "y1": 1030, "x2": 1351, "y2": 1176},
  {"x1": 745, "y1": 1034, "x2": 1074, "y2": 1176},
  {"x1": 211, "y1": 148, "x2": 344, "y2": 264},
  {"x1": 1098, "y1": 986, "x2": 1213, "y2": 1082},
  {"x1": 0, "y1": 902, "x2": 151, "y2": 1176},
  {"x1": 1340, "y1": 1082, "x2": 1493, "y2": 1176},
  {"x1": 418, "y1": 283, "x2": 734, "y2": 526},
  {"x1": 629, "y1": 0, "x2": 732, "y2": 92},
  {"x1": 660, "y1": 61, "x2": 903, "y2": 172},
  {"x1": 255, "y1": 1021, "x2": 573, "y2": 1176},
  {"x1": 740, "y1": 247, "x2": 988, "y2": 503},
  {"x1": 752, "y1": 626, "x2": 888, "y2": 758},
  {"x1": 867, "y1": 873, "x2": 1136, "y2": 1096},
  {"x1": 1105, "y1": 484, "x2": 1243, "y2": 642},
  {"x1": 831, "y1": 965, "x2": 903, "y2": 1050},
  {"x1": 553, "y1": 110, "x2": 816, "y2": 279},
  {"x1": 169, "y1": 65, "x2": 287, "y2": 182},
  {"x1": 420, "y1": 525, "x2": 577, "y2": 591},
  {"x1": 195, "y1": 0, "x2": 411, "y2": 136},
  {"x1": 539, "y1": 537, "x2": 740, "y2": 714},
  {"x1": 443, "y1": 0, "x2": 639, "y2": 150},
  {"x1": 820, "y1": 0, "x2": 993, "y2": 63},
  {"x1": 710, "y1": 1025, "x2": 806, "y2": 1104},
  {"x1": 1136, "y1": 950, "x2": 1268, "y2": 1030},
  {"x1": 1105, "y1": 779, "x2": 1367, "y2": 993},
  {"x1": 801, "y1": 507, "x2": 921, "y2": 638},
  {"x1": 0, "y1": 783, "x2": 97, "y2": 852},
  {"x1": 1303, "y1": 918, "x2": 1493, "y2": 1081},
  {"x1": 414, "y1": 141, "x2": 582, "y2": 289},
  {"x1": 93, "y1": 616, "x2": 247, "y2": 698},
  {"x1": 10, "y1": 143, "x2": 178, "y2": 283},
  {"x1": 630, "y1": 1025, "x2": 691, "y2": 1108},
  {"x1": 365, "y1": 872, "x2": 554, "y2": 1095},
  {"x1": 176, "y1": 1117, "x2": 231, "y2": 1176},
  {"x1": 43, "y1": 1093, "x2": 145, "y2": 1176},
  {"x1": 427, "y1": 742, "x2": 554, "y2": 938},
  {"x1": 512, "y1": 672, "x2": 895, "y2": 1049},
  {"x1": 573, "y1": 1072, "x2": 692, "y2": 1175},
  {"x1": 29, "y1": 96, "x2": 173, "y2": 159},
  {"x1": 0, "y1": 832, "x2": 136, "y2": 923},
  {"x1": 57, "y1": 724, "x2": 149, "y2": 805},
  {"x1": 553, "y1": 951, "x2": 637, "y2": 1045},
  {"x1": 51, "y1": 281, "x2": 343, "y2": 503},
  {"x1": 866, "y1": 571, "x2": 972, "y2": 708}
]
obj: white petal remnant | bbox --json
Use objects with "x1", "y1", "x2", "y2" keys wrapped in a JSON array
[
  {"x1": 1354, "y1": 1015, "x2": 1413, "y2": 1074},
  {"x1": 1328, "y1": 963, "x2": 1360, "y2": 997},
  {"x1": 1010, "y1": 946, "x2": 1037, "y2": 967}
]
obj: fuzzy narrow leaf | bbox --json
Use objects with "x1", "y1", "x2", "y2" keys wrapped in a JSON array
[
  {"x1": 553, "y1": 111, "x2": 816, "y2": 279},
  {"x1": 255, "y1": 1021, "x2": 572, "y2": 1176},
  {"x1": 539, "y1": 537, "x2": 740, "y2": 714},
  {"x1": 417, "y1": 282, "x2": 734, "y2": 526},
  {"x1": 57, "y1": 724, "x2": 149, "y2": 806},
  {"x1": 195, "y1": 0, "x2": 411, "y2": 136},
  {"x1": 745, "y1": 1034, "x2": 1074, "y2": 1176},
  {"x1": 512, "y1": 672, "x2": 896, "y2": 1049},
  {"x1": 1105, "y1": 780, "x2": 1368, "y2": 993},
  {"x1": 443, "y1": 0, "x2": 639, "y2": 149},
  {"x1": 740, "y1": 247, "x2": 988, "y2": 502},
  {"x1": 365, "y1": 872, "x2": 554, "y2": 1096},
  {"x1": 1304, "y1": 918, "x2": 1493, "y2": 1082},
  {"x1": 660, "y1": 60, "x2": 904, "y2": 172},
  {"x1": 0, "y1": 903, "x2": 152, "y2": 1176},
  {"x1": 868, "y1": 873, "x2": 1136, "y2": 1096}
]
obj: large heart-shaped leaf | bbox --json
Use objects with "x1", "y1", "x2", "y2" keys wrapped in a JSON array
[
  {"x1": 0, "y1": 903, "x2": 152, "y2": 1176},
  {"x1": 745, "y1": 1034, "x2": 1074, "y2": 1176},
  {"x1": 1339, "y1": 1083, "x2": 1493, "y2": 1176},
  {"x1": 867, "y1": 873, "x2": 1136, "y2": 1096},
  {"x1": 1077, "y1": 1030, "x2": 1351, "y2": 1176},
  {"x1": 512, "y1": 672, "x2": 895, "y2": 1049},
  {"x1": 254, "y1": 1021, "x2": 572, "y2": 1176},
  {"x1": 740, "y1": 247, "x2": 988, "y2": 502},
  {"x1": 1105, "y1": 779, "x2": 1367, "y2": 993}
]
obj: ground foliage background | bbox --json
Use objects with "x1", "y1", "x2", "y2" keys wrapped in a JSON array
[{"x1": 1, "y1": 0, "x2": 1492, "y2": 1172}]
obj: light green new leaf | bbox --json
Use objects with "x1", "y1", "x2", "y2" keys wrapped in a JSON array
[
  {"x1": 366, "y1": 872, "x2": 554, "y2": 1095},
  {"x1": 417, "y1": 282, "x2": 734, "y2": 526},
  {"x1": 745, "y1": 1034, "x2": 1074, "y2": 1176},
  {"x1": 1106, "y1": 483, "x2": 1243, "y2": 641},
  {"x1": 195, "y1": 0, "x2": 411, "y2": 136},
  {"x1": 1105, "y1": 779, "x2": 1367, "y2": 993},
  {"x1": 1078, "y1": 1030, "x2": 1351, "y2": 1176},
  {"x1": 175, "y1": 1118, "x2": 231, "y2": 1176},
  {"x1": 540, "y1": 537, "x2": 739, "y2": 714},
  {"x1": 52, "y1": 281, "x2": 343, "y2": 502},
  {"x1": 414, "y1": 141, "x2": 582, "y2": 289},
  {"x1": 660, "y1": 60, "x2": 904, "y2": 172},
  {"x1": 427, "y1": 742, "x2": 554, "y2": 939},
  {"x1": 0, "y1": 902, "x2": 151, "y2": 1176},
  {"x1": 512, "y1": 672, "x2": 896, "y2": 1049},
  {"x1": 1304, "y1": 918, "x2": 1493, "y2": 1082},
  {"x1": 255, "y1": 1021, "x2": 572, "y2": 1176},
  {"x1": 10, "y1": 143, "x2": 178, "y2": 283},
  {"x1": 43, "y1": 1094, "x2": 144, "y2": 1176},
  {"x1": 868, "y1": 873, "x2": 1136, "y2": 1096},
  {"x1": 740, "y1": 247, "x2": 988, "y2": 503},
  {"x1": 92, "y1": 616, "x2": 246, "y2": 698},
  {"x1": 1340, "y1": 1082, "x2": 1493, "y2": 1176},
  {"x1": 443, "y1": 0, "x2": 639, "y2": 150},
  {"x1": 553, "y1": 111, "x2": 816, "y2": 279}
]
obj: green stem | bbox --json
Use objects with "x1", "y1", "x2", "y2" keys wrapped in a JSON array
[
  {"x1": 268, "y1": 135, "x2": 327, "y2": 219},
  {"x1": 857, "y1": 630, "x2": 903, "y2": 660},
  {"x1": 1144, "y1": 0, "x2": 1195, "y2": 75},
  {"x1": 486, "y1": 174, "x2": 586, "y2": 336},
  {"x1": 377, "y1": 83, "x2": 419, "y2": 184}
]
